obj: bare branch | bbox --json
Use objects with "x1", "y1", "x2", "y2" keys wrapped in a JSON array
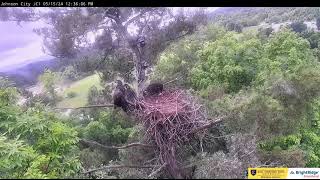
[
  {"x1": 148, "y1": 163, "x2": 168, "y2": 178},
  {"x1": 189, "y1": 116, "x2": 226, "y2": 135},
  {"x1": 164, "y1": 31, "x2": 191, "y2": 45},
  {"x1": 163, "y1": 76, "x2": 182, "y2": 85},
  {"x1": 79, "y1": 139, "x2": 154, "y2": 150},
  {"x1": 124, "y1": 9, "x2": 149, "y2": 27},
  {"x1": 54, "y1": 104, "x2": 115, "y2": 110},
  {"x1": 104, "y1": 12, "x2": 118, "y2": 22},
  {"x1": 82, "y1": 165, "x2": 157, "y2": 174}
]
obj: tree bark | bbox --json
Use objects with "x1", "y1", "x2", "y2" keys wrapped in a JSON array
[{"x1": 109, "y1": 14, "x2": 147, "y2": 98}]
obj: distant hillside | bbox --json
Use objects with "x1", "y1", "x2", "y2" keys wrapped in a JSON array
[
  {"x1": 0, "y1": 57, "x2": 60, "y2": 87},
  {"x1": 208, "y1": 7, "x2": 320, "y2": 26},
  {"x1": 210, "y1": 7, "x2": 265, "y2": 16}
]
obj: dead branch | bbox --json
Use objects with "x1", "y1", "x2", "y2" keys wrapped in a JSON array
[
  {"x1": 82, "y1": 165, "x2": 157, "y2": 174},
  {"x1": 164, "y1": 32, "x2": 191, "y2": 45},
  {"x1": 148, "y1": 163, "x2": 168, "y2": 178},
  {"x1": 79, "y1": 139, "x2": 154, "y2": 150},
  {"x1": 163, "y1": 76, "x2": 182, "y2": 86},
  {"x1": 189, "y1": 116, "x2": 226, "y2": 135},
  {"x1": 54, "y1": 104, "x2": 115, "y2": 110}
]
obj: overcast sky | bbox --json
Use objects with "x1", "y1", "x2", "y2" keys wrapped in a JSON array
[
  {"x1": 0, "y1": 20, "x2": 52, "y2": 72},
  {"x1": 0, "y1": 7, "x2": 220, "y2": 72}
]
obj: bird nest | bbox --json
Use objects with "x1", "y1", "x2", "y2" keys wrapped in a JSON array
[{"x1": 134, "y1": 89, "x2": 208, "y2": 178}]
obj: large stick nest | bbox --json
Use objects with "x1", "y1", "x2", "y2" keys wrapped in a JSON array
[{"x1": 134, "y1": 89, "x2": 208, "y2": 178}]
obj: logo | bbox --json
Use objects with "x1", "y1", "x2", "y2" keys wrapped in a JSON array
[
  {"x1": 251, "y1": 169, "x2": 257, "y2": 176},
  {"x1": 248, "y1": 168, "x2": 289, "y2": 179},
  {"x1": 287, "y1": 168, "x2": 320, "y2": 179}
]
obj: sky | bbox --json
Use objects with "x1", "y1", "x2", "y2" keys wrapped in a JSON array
[
  {"x1": 0, "y1": 20, "x2": 52, "y2": 72},
  {"x1": 0, "y1": 7, "x2": 220, "y2": 72}
]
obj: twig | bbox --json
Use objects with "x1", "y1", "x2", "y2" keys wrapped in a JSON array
[
  {"x1": 54, "y1": 104, "x2": 115, "y2": 110},
  {"x1": 82, "y1": 165, "x2": 156, "y2": 174},
  {"x1": 189, "y1": 116, "x2": 226, "y2": 135},
  {"x1": 148, "y1": 163, "x2": 168, "y2": 178},
  {"x1": 163, "y1": 76, "x2": 182, "y2": 86},
  {"x1": 79, "y1": 139, "x2": 154, "y2": 150}
]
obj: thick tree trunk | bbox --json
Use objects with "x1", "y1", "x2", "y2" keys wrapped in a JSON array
[
  {"x1": 113, "y1": 20, "x2": 147, "y2": 98},
  {"x1": 136, "y1": 46, "x2": 147, "y2": 98}
]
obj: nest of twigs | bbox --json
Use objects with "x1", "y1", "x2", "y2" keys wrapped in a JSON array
[{"x1": 134, "y1": 89, "x2": 208, "y2": 178}]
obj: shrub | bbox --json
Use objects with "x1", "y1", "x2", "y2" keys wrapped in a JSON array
[
  {"x1": 192, "y1": 151, "x2": 244, "y2": 179},
  {"x1": 289, "y1": 21, "x2": 307, "y2": 34},
  {"x1": 191, "y1": 32, "x2": 262, "y2": 93},
  {"x1": 67, "y1": 91, "x2": 77, "y2": 98},
  {"x1": 62, "y1": 65, "x2": 79, "y2": 81}
]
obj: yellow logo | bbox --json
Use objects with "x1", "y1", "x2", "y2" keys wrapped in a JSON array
[{"x1": 248, "y1": 168, "x2": 289, "y2": 179}]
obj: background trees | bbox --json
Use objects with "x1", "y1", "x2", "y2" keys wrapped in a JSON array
[
  {"x1": 38, "y1": 69, "x2": 61, "y2": 106},
  {"x1": 0, "y1": 88, "x2": 82, "y2": 178},
  {"x1": 33, "y1": 7, "x2": 207, "y2": 97}
]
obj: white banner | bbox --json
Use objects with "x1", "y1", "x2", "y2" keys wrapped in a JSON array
[{"x1": 287, "y1": 168, "x2": 320, "y2": 179}]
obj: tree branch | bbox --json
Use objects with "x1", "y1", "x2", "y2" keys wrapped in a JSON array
[
  {"x1": 82, "y1": 165, "x2": 156, "y2": 174},
  {"x1": 164, "y1": 31, "x2": 191, "y2": 45},
  {"x1": 148, "y1": 163, "x2": 167, "y2": 178},
  {"x1": 79, "y1": 139, "x2": 154, "y2": 150},
  {"x1": 163, "y1": 76, "x2": 182, "y2": 85},
  {"x1": 124, "y1": 10, "x2": 149, "y2": 27},
  {"x1": 94, "y1": 51, "x2": 109, "y2": 71},
  {"x1": 54, "y1": 104, "x2": 115, "y2": 110},
  {"x1": 189, "y1": 116, "x2": 226, "y2": 135}
]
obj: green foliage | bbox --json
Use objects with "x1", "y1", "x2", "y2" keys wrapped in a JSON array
[
  {"x1": 212, "y1": 8, "x2": 320, "y2": 26},
  {"x1": 84, "y1": 111, "x2": 133, "y2": 146},
  {"x1": 202, "y1": 28, "x2": 320, "y2": 165},
  {"x1": 255, "y1": 29, "x2": 316, "y2": 86},
  {"x1": 0, "y1": 76, "x2": 15, "y2": 88},
  {"x1": 67, "y1": 91, "x2": 77, "y2": 98},
  {"x1": 257, "y1": 97, "x2": 320, "y2": 167},
  {"x1": 152, "y1": 24, "x2": 227, "y2": 89},
  {"x1": 0, "y1": 87, "x2": 18, "y2": 106},
  {"x1": 258, "y1": 130, "x2": 320, "y2": 167},
  {"x1": 258, "y1": 147, "x2": 306, "y2": 167},
  {"x1": 38, "y1": 69, "x2": 61, "y2": 105},
  {"x1": 191, "y1": 134, "x2": 260, "y2": 179},
  {"x1": 4, "y1": 9, "x2": 320, "y2": 179},
  {"x1": 225, "y1": 22, "x2": 243, "y2": 33},
  {"x1": 87, "y1": 85, "x2": 100, "y2": 105},
  {"x1": 192, "y1": 32, "x2": 262, "y2": 93},
  {"x1": 79, "y1": 110, "x2": 134, "y2": 166},
  {"x1": 306, "y1": 32, "x2": 320, "y2": 49},
  {"x1": 61, "y1": 65, "x2": 79, "y2": 81},
  {"x1": 257, "y1": 26, "x2": 273, "y2": 41},
  {"x1": 39, "y1": 69, "x2": 58, "y2": 94},
  {"x1": 289, "y1": 21, "x2": 307, "y2": 34},
  {"x1": 0, "y1": 94, "x2": 82, "y2": 178},
  {"x1": 0, "y1": 135, "x2": 39, "y2": 178},
  {"x1": 79, "y1": 148, "x2": 105, "y2": 169}
]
